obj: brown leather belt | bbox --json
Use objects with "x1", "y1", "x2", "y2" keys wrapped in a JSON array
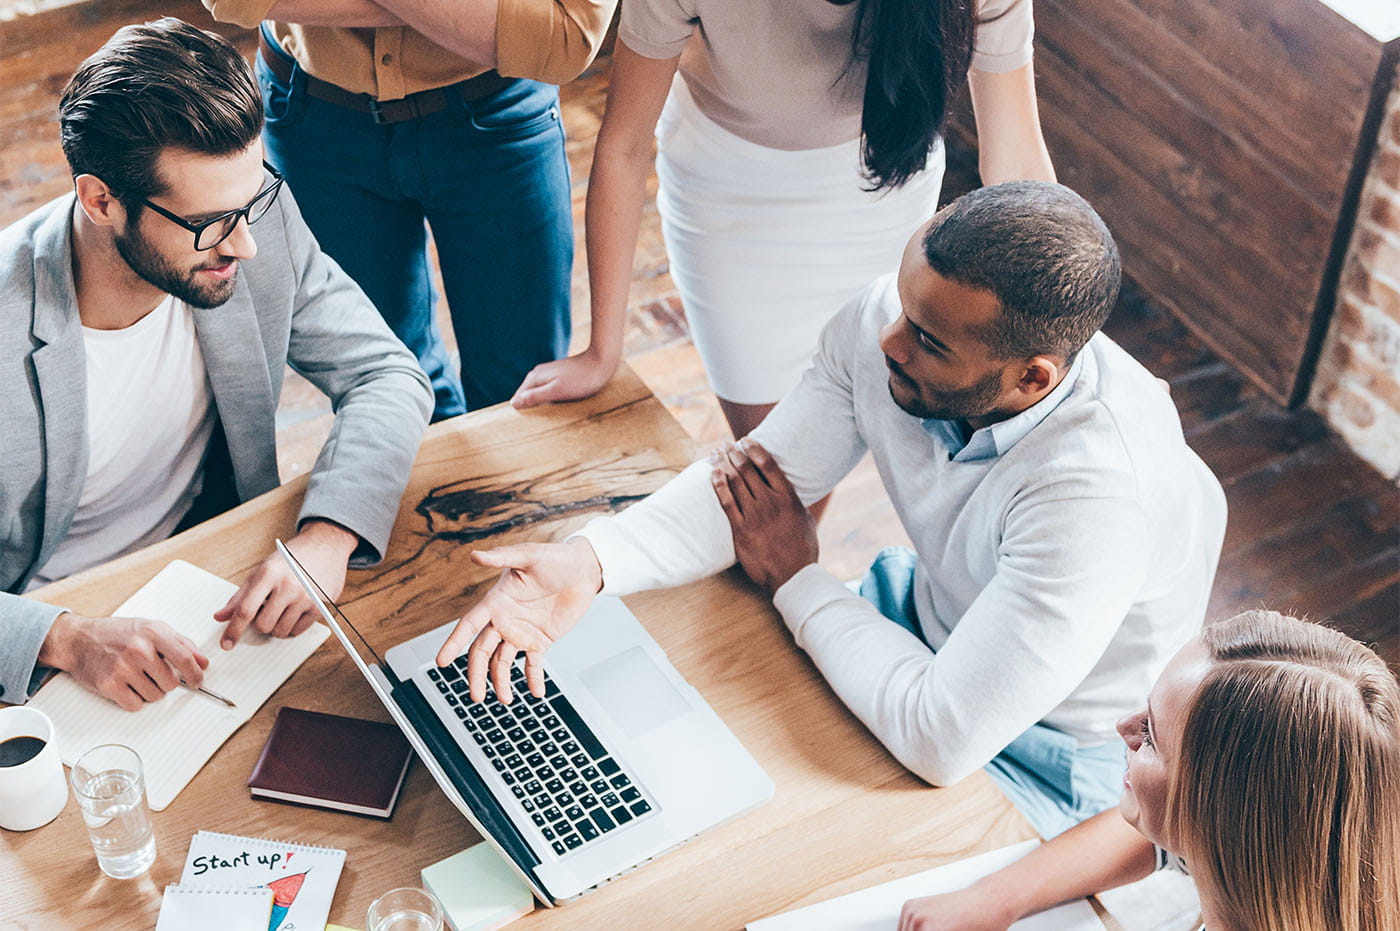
[{"x1": 258, "y1": 31, "x2": 512, "y2": 125}]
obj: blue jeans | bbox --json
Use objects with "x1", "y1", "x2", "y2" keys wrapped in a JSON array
[
  {"x1": 257, "y1": 28, "x2": 572, "y2": 419},
  {"x1": 857, "y1": 547, "x2": 1125, "y2": 838}
]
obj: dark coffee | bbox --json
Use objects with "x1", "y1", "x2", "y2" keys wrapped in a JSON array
[{"x1": 0, "y1": 735, "x2": 46, "y2": 767}]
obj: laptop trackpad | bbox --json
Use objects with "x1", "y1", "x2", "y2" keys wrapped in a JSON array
[{"x1": 579, "y1": 646, "x2": 691, "y2": 739}]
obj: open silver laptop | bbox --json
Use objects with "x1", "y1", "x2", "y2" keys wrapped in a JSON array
[{"x1": 278, "y1": 541, "x2": 773, "y2": 904}]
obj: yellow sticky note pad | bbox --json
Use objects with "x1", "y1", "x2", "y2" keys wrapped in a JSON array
[{"x1": 422, "y1": 843, "x2": 536, "y2": 931}]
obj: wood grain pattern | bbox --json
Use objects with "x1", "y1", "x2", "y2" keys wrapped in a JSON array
[
  {"x1": 1, "y1": 5, "x2": 1395, "y2": 924},
  {"x1": 1, "y1": 367, "x2": 1043, "y2": 930},
  {"x1": 945, "y1": 0, "x2": 1397, "y2": 402}
]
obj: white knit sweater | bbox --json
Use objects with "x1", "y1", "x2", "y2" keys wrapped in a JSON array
[{"x1": 581, "y1": 275, "x2": 1226, "y2": 785}]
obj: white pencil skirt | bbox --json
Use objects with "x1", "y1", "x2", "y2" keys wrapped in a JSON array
[{"x1": 654, "y1": 79, "x2": 945, "y2": 405}]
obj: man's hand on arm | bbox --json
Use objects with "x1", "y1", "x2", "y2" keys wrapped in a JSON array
[
  {"x1": 435, "y1": 538, "x2": 603, "y2": 704},
  {"x1": 711, "y1": 438, "x2": 818, "y2": 597},
  {"x1": 215, "y1": 519, "x2": 359, "y2": 649},
  {"x1": 36, "y1": 612, "x2": 209, "y2": 712}
]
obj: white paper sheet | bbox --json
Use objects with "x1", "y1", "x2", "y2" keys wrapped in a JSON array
[
  {"x1": 30, "y1": 560, "x2": 329, "y2": 810},
  {"x1": 155, "y1": 884, "x2": 273, "y2": 931},
  {"x1": 747, "y1": 839, "x2": 1103, "y2": 930}
]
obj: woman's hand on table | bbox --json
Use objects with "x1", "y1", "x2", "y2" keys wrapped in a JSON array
[
  {"x1": 898, "y1": 885, "x2": 1018, "y2": 931},
  {"x1": 510, "y1": 346, "x2": 619, "y2": 409}
]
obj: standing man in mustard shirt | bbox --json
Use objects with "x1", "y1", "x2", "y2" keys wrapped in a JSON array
[{"x1": 202, "y1": 0, "x2": 616, "y2": 419}]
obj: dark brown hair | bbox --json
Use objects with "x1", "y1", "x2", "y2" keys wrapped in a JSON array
[
  {"x1": 922, "y1": 180, "x2": 1121, "y2": 362},
  {"x1": 59, "y1": 17, "x2": 262, "y2": 212}
]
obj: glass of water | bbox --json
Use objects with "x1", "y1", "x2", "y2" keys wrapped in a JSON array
[
  {"x1": 70, "y1": 744, "x2": 156, "y2": 880},
  {"x1": 367, "y1": 886, "x2": 444, "y2": 931}
]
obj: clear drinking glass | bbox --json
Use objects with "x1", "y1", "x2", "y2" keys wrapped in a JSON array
[
  {"x1": 367, "y1": 886, "x2": 444, "y2": 931},
  {"x1": 70, "y1": 743, "x2": 156, "y2": 879}
]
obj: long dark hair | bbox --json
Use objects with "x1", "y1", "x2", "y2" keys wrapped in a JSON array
[{"x1": 841, "y1": 0, "x2": 980, "y2": 191}]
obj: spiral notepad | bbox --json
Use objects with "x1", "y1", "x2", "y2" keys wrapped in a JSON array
[
  {"x1": 155, "y1": 885, "x2": 273, "y2": 931},
  {"x1": 180, "y1": 831, "x2": 346, "y2": 931}
]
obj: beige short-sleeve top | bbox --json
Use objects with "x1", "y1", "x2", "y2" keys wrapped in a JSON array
[{"x1": 620, "y1": 0, "x2": 1033, "y2": 150}]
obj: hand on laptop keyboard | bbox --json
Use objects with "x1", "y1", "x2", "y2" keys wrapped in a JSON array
[{"x1": 435, "y1": 538, "x2": 604, "y2": 703}]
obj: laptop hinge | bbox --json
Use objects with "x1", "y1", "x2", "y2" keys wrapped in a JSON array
[{"x1": 379, "y1": 671, "x2": 553, "y2": 905}]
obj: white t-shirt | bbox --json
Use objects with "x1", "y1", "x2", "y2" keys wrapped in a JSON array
[{"x1": 30, "y1": 295, "x2": 216, "y2": 587}]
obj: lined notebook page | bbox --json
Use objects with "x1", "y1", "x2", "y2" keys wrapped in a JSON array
[
  {"x1": 155, "y1": 885, "x2": 273, "y2": 931},
  {"x1": 746, "y1": 840, "x2": 1102, "y2": 930},
  {"x1": 30, "y1": 560, "x2": 329, "y2": 810}
]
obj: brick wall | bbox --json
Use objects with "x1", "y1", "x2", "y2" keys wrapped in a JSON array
[{"x1": 1309, "y1": 73, "x2": 1400, "y2": 483}]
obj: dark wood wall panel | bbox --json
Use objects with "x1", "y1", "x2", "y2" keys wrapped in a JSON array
[{"x1": 949, "y1": 0, "x2": 1394, "y2": 403}]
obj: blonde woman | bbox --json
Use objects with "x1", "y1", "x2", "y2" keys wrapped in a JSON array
[
  {"x1": 898, "y1": 610, "x2": 1400, "y2": 931},
  {"x1": 509, "y1": 0, "x2": 1054, "y2": 440}
]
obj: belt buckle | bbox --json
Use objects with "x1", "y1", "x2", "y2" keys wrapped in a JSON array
[{"x1": 368, "y1": 98, "x2": 391, "y2": 126}]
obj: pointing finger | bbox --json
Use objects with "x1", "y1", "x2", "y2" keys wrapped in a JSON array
[
  {"x1": 490, "y1": 640, "x2": 519, "y2": 705},
  {"x1": 467, "y1": 626, "x2": 502, "y2": 703},
  {"x1": 435, "y1": 604, "x2": 490, "y2": 668}
]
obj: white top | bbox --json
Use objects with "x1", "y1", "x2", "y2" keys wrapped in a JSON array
[
  {"x1": 580, "y1": 275, "x2": 1227, "y2": 785},
  {"x1": 31, "y1": 295, "x2": 216, "y2": 587},
  {"x1": 620, "y1": 0, "x2": 1034, "y2": 150}
]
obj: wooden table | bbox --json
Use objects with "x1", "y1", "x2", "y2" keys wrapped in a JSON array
[{"x1": 2, "y1": 366, "x2": 1045, "y2": 929}]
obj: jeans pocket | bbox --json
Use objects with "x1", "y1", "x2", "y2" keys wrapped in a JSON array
[
  {"x1": 468, "y1": 85, "x2": 560, "y2": 141},
  {"x1": 256, "y1": 53, "x2": 306, "y2": 129}
]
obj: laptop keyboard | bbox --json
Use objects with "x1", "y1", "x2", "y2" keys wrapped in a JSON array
[{"x1": 427, "y1": 657, "x2": 654, "y2": 857}]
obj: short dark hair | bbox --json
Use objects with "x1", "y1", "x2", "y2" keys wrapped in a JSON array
[
  {"x1": 922, "y1": 181, "x2": 1121, "y2": 361},
  {"x1": 59, "y1": 17, "x2": 262, "y2": 211}
]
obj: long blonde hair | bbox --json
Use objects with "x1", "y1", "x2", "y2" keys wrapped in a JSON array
[{"x1": 1167, "y1": 610, "x2": 1400, "y2": 931}]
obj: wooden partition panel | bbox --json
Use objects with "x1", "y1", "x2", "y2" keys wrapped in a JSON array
[{"x1": 949, "y1": 0, "x2": 1398, "y2": 403}]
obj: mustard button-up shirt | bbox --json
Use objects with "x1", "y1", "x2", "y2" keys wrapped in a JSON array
[{"x1": 205, "y1": 0, "x2": 616, "y2": 99}]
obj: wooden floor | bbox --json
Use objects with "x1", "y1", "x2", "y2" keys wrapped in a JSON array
[{"x1": 2, "y1": 3, "x2": 1396, "y2": 665}]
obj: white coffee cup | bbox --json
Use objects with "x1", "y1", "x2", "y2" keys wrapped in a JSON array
[{"x1": 0, "y1": 706, "x2": 69, "y2": 831}]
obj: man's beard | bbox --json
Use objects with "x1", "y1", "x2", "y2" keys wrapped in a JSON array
[
  {"x1": 113, "y1": 222, "x2": 237, "y2": 309},
  {"x1": 887, "y1": 361, "x2": 1005, "y2": 421}
]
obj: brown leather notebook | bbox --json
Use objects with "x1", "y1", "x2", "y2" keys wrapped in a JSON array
[{"x1": 248, "y1": 707, "x2": 412, "y2": 819}]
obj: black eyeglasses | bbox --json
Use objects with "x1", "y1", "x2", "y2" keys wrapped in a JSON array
[{"x1": 139, "y1": 161, "x2": 284, "y2": 251}]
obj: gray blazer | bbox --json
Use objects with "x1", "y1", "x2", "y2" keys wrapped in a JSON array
[{"x1": 0, "y1": 191, "x2": 433, "y2": 703}]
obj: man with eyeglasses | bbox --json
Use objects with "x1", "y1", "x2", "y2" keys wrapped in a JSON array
[{"x1": 0, "y1": 19, "x2": 432, "y2": 711}]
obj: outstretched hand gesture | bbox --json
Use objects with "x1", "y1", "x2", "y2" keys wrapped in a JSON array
[{"x1": 435, "y1": 538, "x2": 603, "y2": 703}]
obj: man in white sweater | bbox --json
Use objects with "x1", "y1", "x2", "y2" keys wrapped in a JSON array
[{"x1": 438, "y1": 182, "x2": 1227, "y2": 836}]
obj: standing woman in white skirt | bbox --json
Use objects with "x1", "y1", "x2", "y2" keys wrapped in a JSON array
[{"x1": 511, "y1": 0, "x2": 1056, "y2": 439}]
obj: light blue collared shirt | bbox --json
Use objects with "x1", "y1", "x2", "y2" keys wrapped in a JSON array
[{"x1": 922, "y1": 353, "x2": 1087, "y2": 461}]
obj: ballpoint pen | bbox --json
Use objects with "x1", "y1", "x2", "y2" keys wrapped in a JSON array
[{"x1": 181, "y1": 681, "x2": 237, "y2": 708}]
